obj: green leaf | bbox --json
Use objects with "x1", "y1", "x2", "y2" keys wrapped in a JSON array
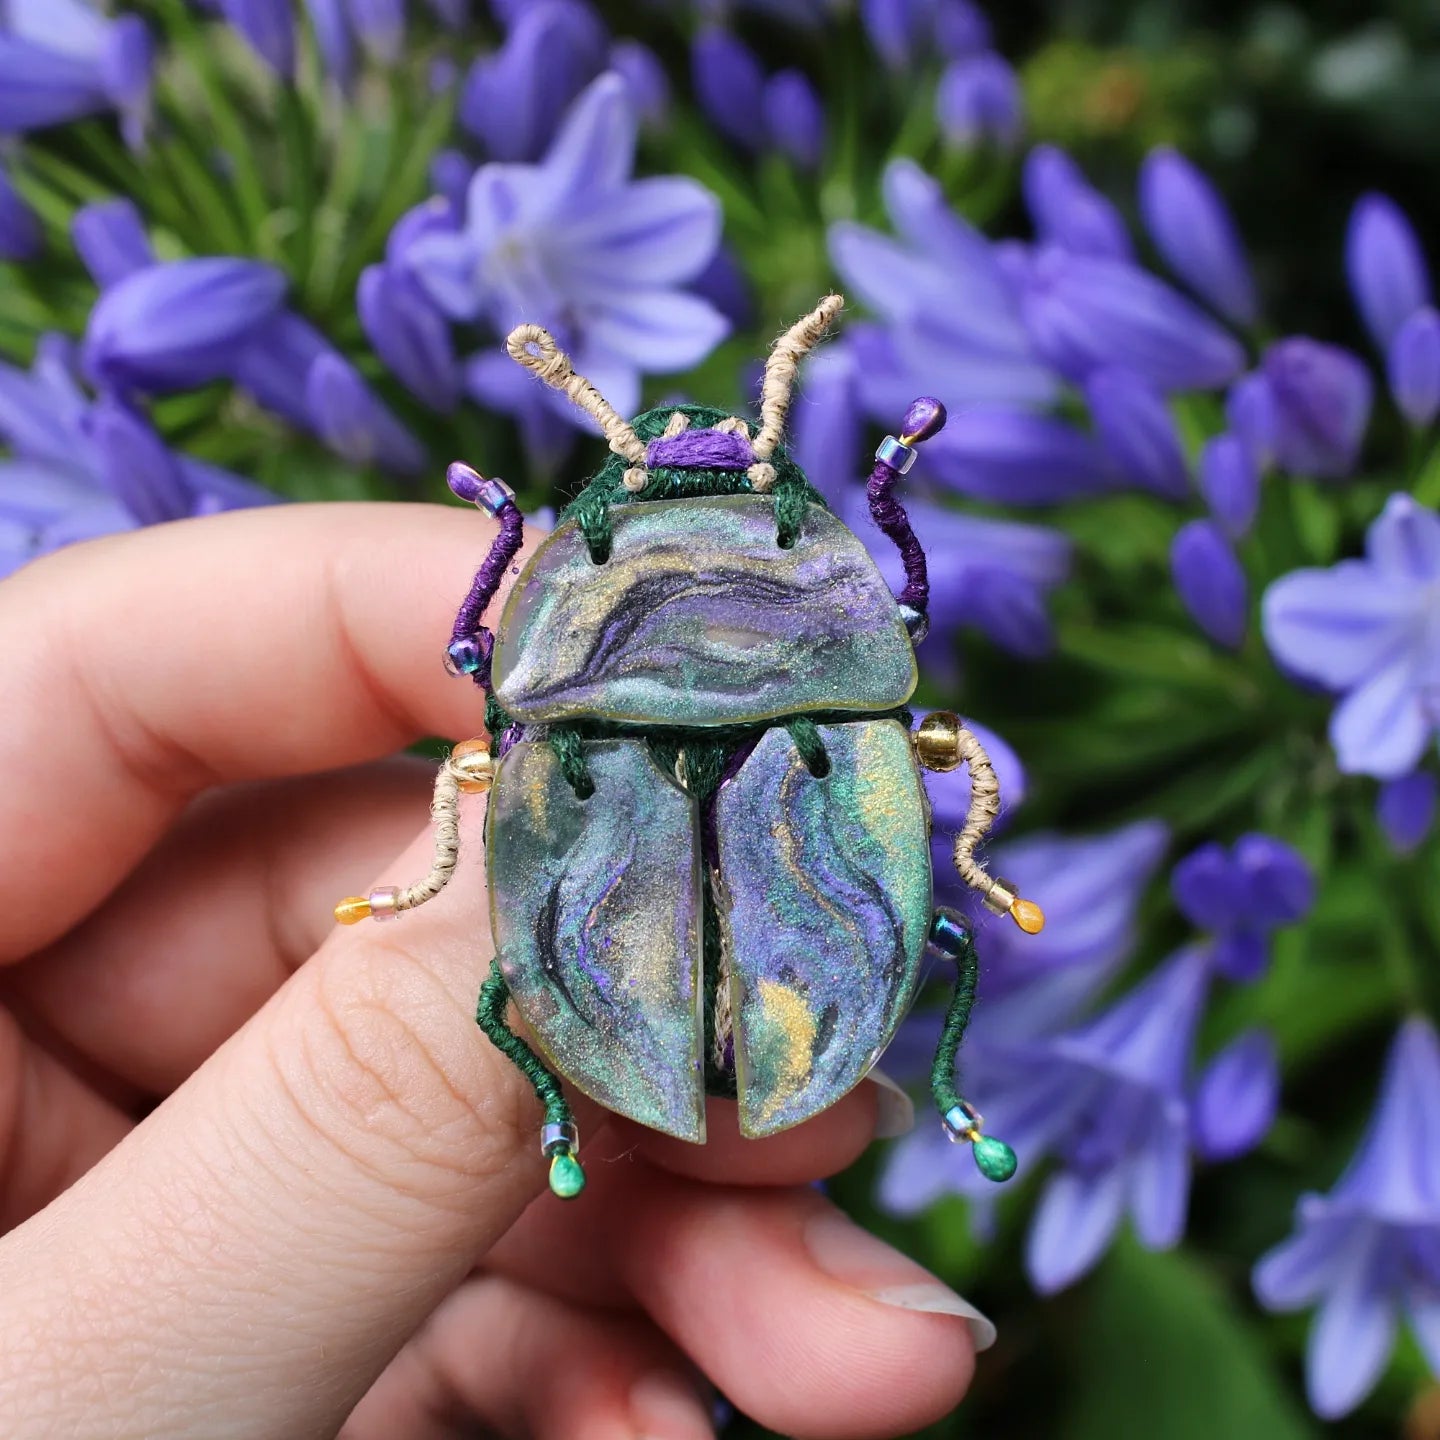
[{"x1": 1064, "y1": 1238, "x2": 1319, "y2": 1440}]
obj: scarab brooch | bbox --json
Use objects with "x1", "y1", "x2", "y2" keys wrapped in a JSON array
[{"x1": 336, "y1": 296, "x2": 1044, "y2": 1198}]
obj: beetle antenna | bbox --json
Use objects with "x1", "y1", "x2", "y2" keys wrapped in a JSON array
[
  {"x1": 748, "y1": 293, "x2": 845, "y2": 492},
  {"x1": 506, "y1": 324, "x2": 649, "y2": 487}
]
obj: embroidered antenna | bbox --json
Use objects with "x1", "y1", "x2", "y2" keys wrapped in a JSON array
[
  {"x1": 506, "y1": 324, "x2": 651, "y2": 493},
  {"x1": 749, "y1": 293, "x2": 844, "y2": 492}
]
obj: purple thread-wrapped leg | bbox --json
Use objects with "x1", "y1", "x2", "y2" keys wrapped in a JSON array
[
  {"x1": 447, "y1": 462, "x2": 524, "y2": 690},
  {"x1": 866, "y1": 396, "x2": 947, "y2": 620}
]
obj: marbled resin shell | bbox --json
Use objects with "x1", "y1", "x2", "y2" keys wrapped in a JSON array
[
  {"x1": 487, "y1": 738, "x2": 707, "y2": 1141},
  {"x1": 491, "y1": 496, "x2": 916, "y2": 726},
  {"x1": 714, "y1": 719, "x2": 932, "y2": 1136}
]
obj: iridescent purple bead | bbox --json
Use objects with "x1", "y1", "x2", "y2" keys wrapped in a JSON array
[
  {"x1": 444, "y1": 630, "x2": 493, "y2": 678},
  {"x1": 447, "y1": 462, "x2": 515, "y2": 516},
  {"x1": 901, "y1": 396, "x2": 947, "y2": 444},
  {"x1": 927, "y1": 908, "x2": 969, "y2": 958}
]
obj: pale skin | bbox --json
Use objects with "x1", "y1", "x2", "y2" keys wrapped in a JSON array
[{"x1": 0, "y1": 502, "x2": 984, "y2": 1440}]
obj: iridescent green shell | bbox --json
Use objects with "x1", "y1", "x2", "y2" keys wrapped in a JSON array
[
  {"x1": 713, "y1": 720, "x2": 933, "y2": 1136},
  {"x1": 490, "y1": 496, "x2": 916, "y2": 726}
]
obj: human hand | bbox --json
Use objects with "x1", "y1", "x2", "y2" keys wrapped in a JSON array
[{"x1": 0, "y1": 503, "x2": 990, "y2": 1439}]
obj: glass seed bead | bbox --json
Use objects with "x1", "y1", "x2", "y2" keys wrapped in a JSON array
[
  {"x1": 900, "y1": 396, "x2": 947, "y2": 445},
  {"x1": 898, "y1": 603, "x2": 929, "y2": 644},
  {"x1": 444, "y1": 633, "x2": 491, "y2": 677},
  {"x1": 942, "y1": 1102, "x2": 981, "y2": 1141},
  {"x1": 928, "y1": 909, "x2": 970, "y2": 959},
  {"x1": 548, "y1": 1149, "x2": 586, "y2": 1199},
  {"x1": 475, "y1": 476, "x2": 516, "y2": 517},
  {"x1": 368, "y1": 885, "x2": 401, "y2": 921},
  {"x1": 972, "y1": 1135, "x2": 1018, "y2": 1183},
  {"x1": 914, "y1": 711, "x2": 963, "y2": 771},
  {"x1": 875, "y1": 434, "x2": 917, "y2": 474},
  {"x1": 540, "y1": 1120, "x2": 579, "y2": 1157}
]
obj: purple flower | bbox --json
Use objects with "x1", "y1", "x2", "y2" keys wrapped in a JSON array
[
  {"x1": 829, "y1": 161, "x2": 1059, "y2": 412},
  {"x1": 936, "y1": 53, "x2": 1023, "y2": 152},
  {"x1": 1258, "y1": 337, "x2": 1373, "y2": 478},
  {"x1": 1377, "y1": 771, "x2": 1436, "y2": 854},
  {"x1": 300, "y1": 0, "x2": 354, "y2": 87},
  {"x1": 935, "y1": 0, "x2": 990, "y2": 57},
  {"x1": 1199, "y1": 432, "x2": 1259, "y2": 539},
  {"x1": 763, "y1": 69, "x2": 825, "y2": 170},
  {"x1": 83, "y1": 257, "x2": 289, "y2": 392},
  {"x1": 1171, "y1": 519, "x2": 1248, "y2": 649},
  {"x1": 1023, "y1": 145, "x2": 1133, "y2": 262},
  {"x1": 1017, "y1": 246, "x2": 1246, "y2": 392},
  {"x1": 346, "y1": 0, "x2": 406, "y2": 62},
  {"x1": 360, "y1": 198, "x2": 461, "y2": 412},
  {"x1": 1347, "y1": 193, "x2": 1431, "y2": 352},
  {"x1": 459, "y1": 0, "x2": 607, "y2": 161},
  {"x1": 690, "y1": 29, "x2": 767, "y2": 152},
  {"x1": 925, "y1": 406, "x2": 1113, "y2": 507},
  {"x1": 1084, "y1": 366, "x2": 1189, "y2": 500},
  {"x1": 1138, "y1": 147, "x2": 1256, "y2": 326},
  {"x1": 1264, "y1": 494, "x2": 1440, "y2": 778},
  {"x1": 609, "y1": 39, "x2": 669, "y2": 125},
  {"x1": 1172, "y1": 833, "x2": 1315, "y2": 982},
  {"x1": 0, "y1": 164, "x2": 40, "y2": 262},
  {"x1": 0, "y1": 0, "x2": 153, "y2": 147},
  {"x1": 1253, "y1": 1018, "x2": 1440, "y2": 1420},
  {"x1": 691, "y1": 244, "x2": 752, "y2": 332},
  {"x1": 0, "y1": 334, "x2": 275, "y2": 575},
  {"x1": 407, "y1": 75, "x2": 726, "y2": 431},
  {"x1": 215, "y1": 0, "x2": 296, "y2": 76},
  {"x1": 1388, "y1": 306, "x2": 1440, "y2": 429},
  {"x1": 859, "y1": 0, "x2": 932, "y2": 69},
  {"x1": 304, "y1": 352, "x2": 424, "y2": 474},
  {"x1": 71, "y1": 197, "x2": 154, "y2": 286},
  {"x1": 1191, "y1": 1030, "x2": 1279, "y2": 1161},
  {"x1": 1226, "y1": 370, "x2": 1279, "y2": 471}
]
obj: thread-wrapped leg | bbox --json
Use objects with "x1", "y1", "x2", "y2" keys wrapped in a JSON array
[
  {"x1": 927, "y1": 912, "x2": 1017, "y2": 1183},
  {"x1": 476, "y1": 961, "x2": 586, "y2": 1199}
]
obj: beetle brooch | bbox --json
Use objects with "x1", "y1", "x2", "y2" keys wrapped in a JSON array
[{"x1": 336, "y1": 295, "x2": 1044, "y2": 1199}]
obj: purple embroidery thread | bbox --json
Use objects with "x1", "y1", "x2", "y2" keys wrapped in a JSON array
[
  {"x1": 867, "y1": 454, "x2": 929, "y2": 614},
  {"x1": 450, "y1": 503, "x2": 525, "y2": 681}
]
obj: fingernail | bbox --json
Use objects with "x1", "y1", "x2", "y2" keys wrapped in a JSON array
[
  {"x1": 867, "y1": 1068, "x2": 916, "y2": 1138},
  {"x1": 630, "y1": 1370, "x2": 715, "y2": 1440},
  {"x1": 803, "y1": 1208, "x2": 996, "y2": 1352}
]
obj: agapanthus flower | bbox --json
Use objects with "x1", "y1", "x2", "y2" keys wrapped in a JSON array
[
  {"x1": 860, "y1": 0, "x2": 992, "y2": 70},
  {"x1": 1199, "y1": 432, "x2": 1259, "y2": 538},
  {"x1": 0, "y1": 334, "x2": 275, "y2": 575},
  {"x1": 1190, "y1": 1029, "x2": 1279, "y2": 1161},
  {"x1": 1376, "y1": 771, "x2": 1436, "y2": 854},
  {"x1": 1139, "y1": 147, "x2": 1257, "y2": 326},
  {"x1": 1388, "y1": 307, "x2": 1440, "y2": 429},
  {"x1": 1084, "y1": 365, "x2": 1189, "y2": 500},
  {"x1": 763, "y1": 69, "x2": 825, "y2": 170},
  {"x1": 0, "y1": 0, "x2": 153, "y2": 147},
  {"x1": 0, "y1": 163, "x2": 40, "y2": 262},
  {"x1": 407, "y1": 74, "x2": 726, "y2": 432},
  {"x1": 1347, "y1": 193, "x2": 1431, "y2": 353},
  {"x1": 1254, "y1": 1018, "x2": 1440, "y2": 1419},
  {"x1": 459, "y1": 0, "x2": 607, "y2": 161},
  {"x1": 1171, "y1": 833, "x2": 1315, "y2": 982},
  {"x1": 608, "y1": 39, "x2": 669, "y2": 125},
  {"x1": 1255, "y1": 337, "x2": 1373, "y2": 478},
  {"x1": 1264, "y1": 493, "x2": 1440, "y2": 777},
  {"x1": 213, "y1": 0, "x2": 296, "y2": 76},
  {"x1": 936, "y1": 53, "x2": 1023, "y2": 152},
  {"x1": 1171, "y1": 519, "x2": 1248, "y2": 649},
  {"x1": 690, "y1": 29, "x2": 767, "y2": 152},
  {"x1": 1024, "y1": 144, "x2": 1133, "y2": 262}
]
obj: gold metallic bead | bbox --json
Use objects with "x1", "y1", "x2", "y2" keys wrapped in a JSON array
[
  {"x1": 913, "y1": 711, "x2": 962, "y2": 772},
  {"x1": 334, "y1": 895, "x2": 372, "y2": 925},
  {"x1": 450, "y1": 737, "x2": 495, "y2": 794}
]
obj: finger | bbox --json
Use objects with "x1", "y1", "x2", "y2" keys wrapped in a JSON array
[
  {"x1": 0, "y1": 501, "x2": 524, "y2": 960},
  {"x1": 0, "y1": 1006, "x2": 132, "y2": 1232},
  {"x1": 343, "y1": 1275, "x2": 714, "y2": 1440},
  {"x1": 10, "y1": 756, "x2": 436, "y2": 1093},
  {"x1": 0, "y1": 814, "x2": 564, "y2": 1438},
  {"x1": 489, "y1": 1165, "x2": 984, "y2": 1440}
]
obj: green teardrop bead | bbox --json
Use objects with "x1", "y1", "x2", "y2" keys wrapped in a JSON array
[
  {"x1": 548, "y1": 1150, "x2": 587, "y2": 1199},
  {"x1": 972, "y1": 1135, "x2": 1018, "y2": 1183}
]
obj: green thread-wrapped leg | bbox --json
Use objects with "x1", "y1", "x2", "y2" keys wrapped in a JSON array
[
  {"x1": 476, "y1": 961, "x2": 586, "y2": 1198},
  {"x1": 927, "y1": 915, "x2": 1018, "y2": 1184}
]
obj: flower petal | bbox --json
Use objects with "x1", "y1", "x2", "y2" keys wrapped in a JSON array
[
  {"x1": 1128, "y1": 1105, "x2": 1191, "y2": 1247},
  {"x1": 1377, "y1": 770, "x2": 1437, "y2": 854},
  {"x1": 1192, "y1": 1029, "x2": 1279, "y2": 1161},
  {"x1": 1306, "y1": 1224, "x2": 1399, "y2": 1419},
  {"x1": 1329, "y1": 659, "x2": 1431, "y2": 779},
  {"x1": 581, "y1": 289, "x2": 729, "y2": 372},
  {"x1": 558, "y1": 176, "x2": 721, "y2": 291},
  {"x1": 1347, "y1": 193, "x2": 1431, "y2": 352},
  {"x1": 1254, "y1": 1211, "x2": 1351, "y2": 1310},
  {"x1": 1365, "y1": 492, "x2": 1440, "y2": 583},
  {"x1": 1026, "y1": 1164, "x2": 1128, "y2": 1293},
  {"x1": 1171, "y1": 519, "x2": 1247, "y2": 649}
]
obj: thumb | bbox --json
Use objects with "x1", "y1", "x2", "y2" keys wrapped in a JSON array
[{"x1": 0, "y1": 809, "x2": 555, "y2": 1437}]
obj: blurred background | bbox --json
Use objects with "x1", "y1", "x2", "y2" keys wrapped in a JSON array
[{"x1": 3, "y1": 2, "x2": 1440, "y2": 1436}]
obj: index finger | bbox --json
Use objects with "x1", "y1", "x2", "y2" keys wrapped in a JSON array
[{"x1": 0, "y1": 501, "x2": 517, "y2": 960}]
